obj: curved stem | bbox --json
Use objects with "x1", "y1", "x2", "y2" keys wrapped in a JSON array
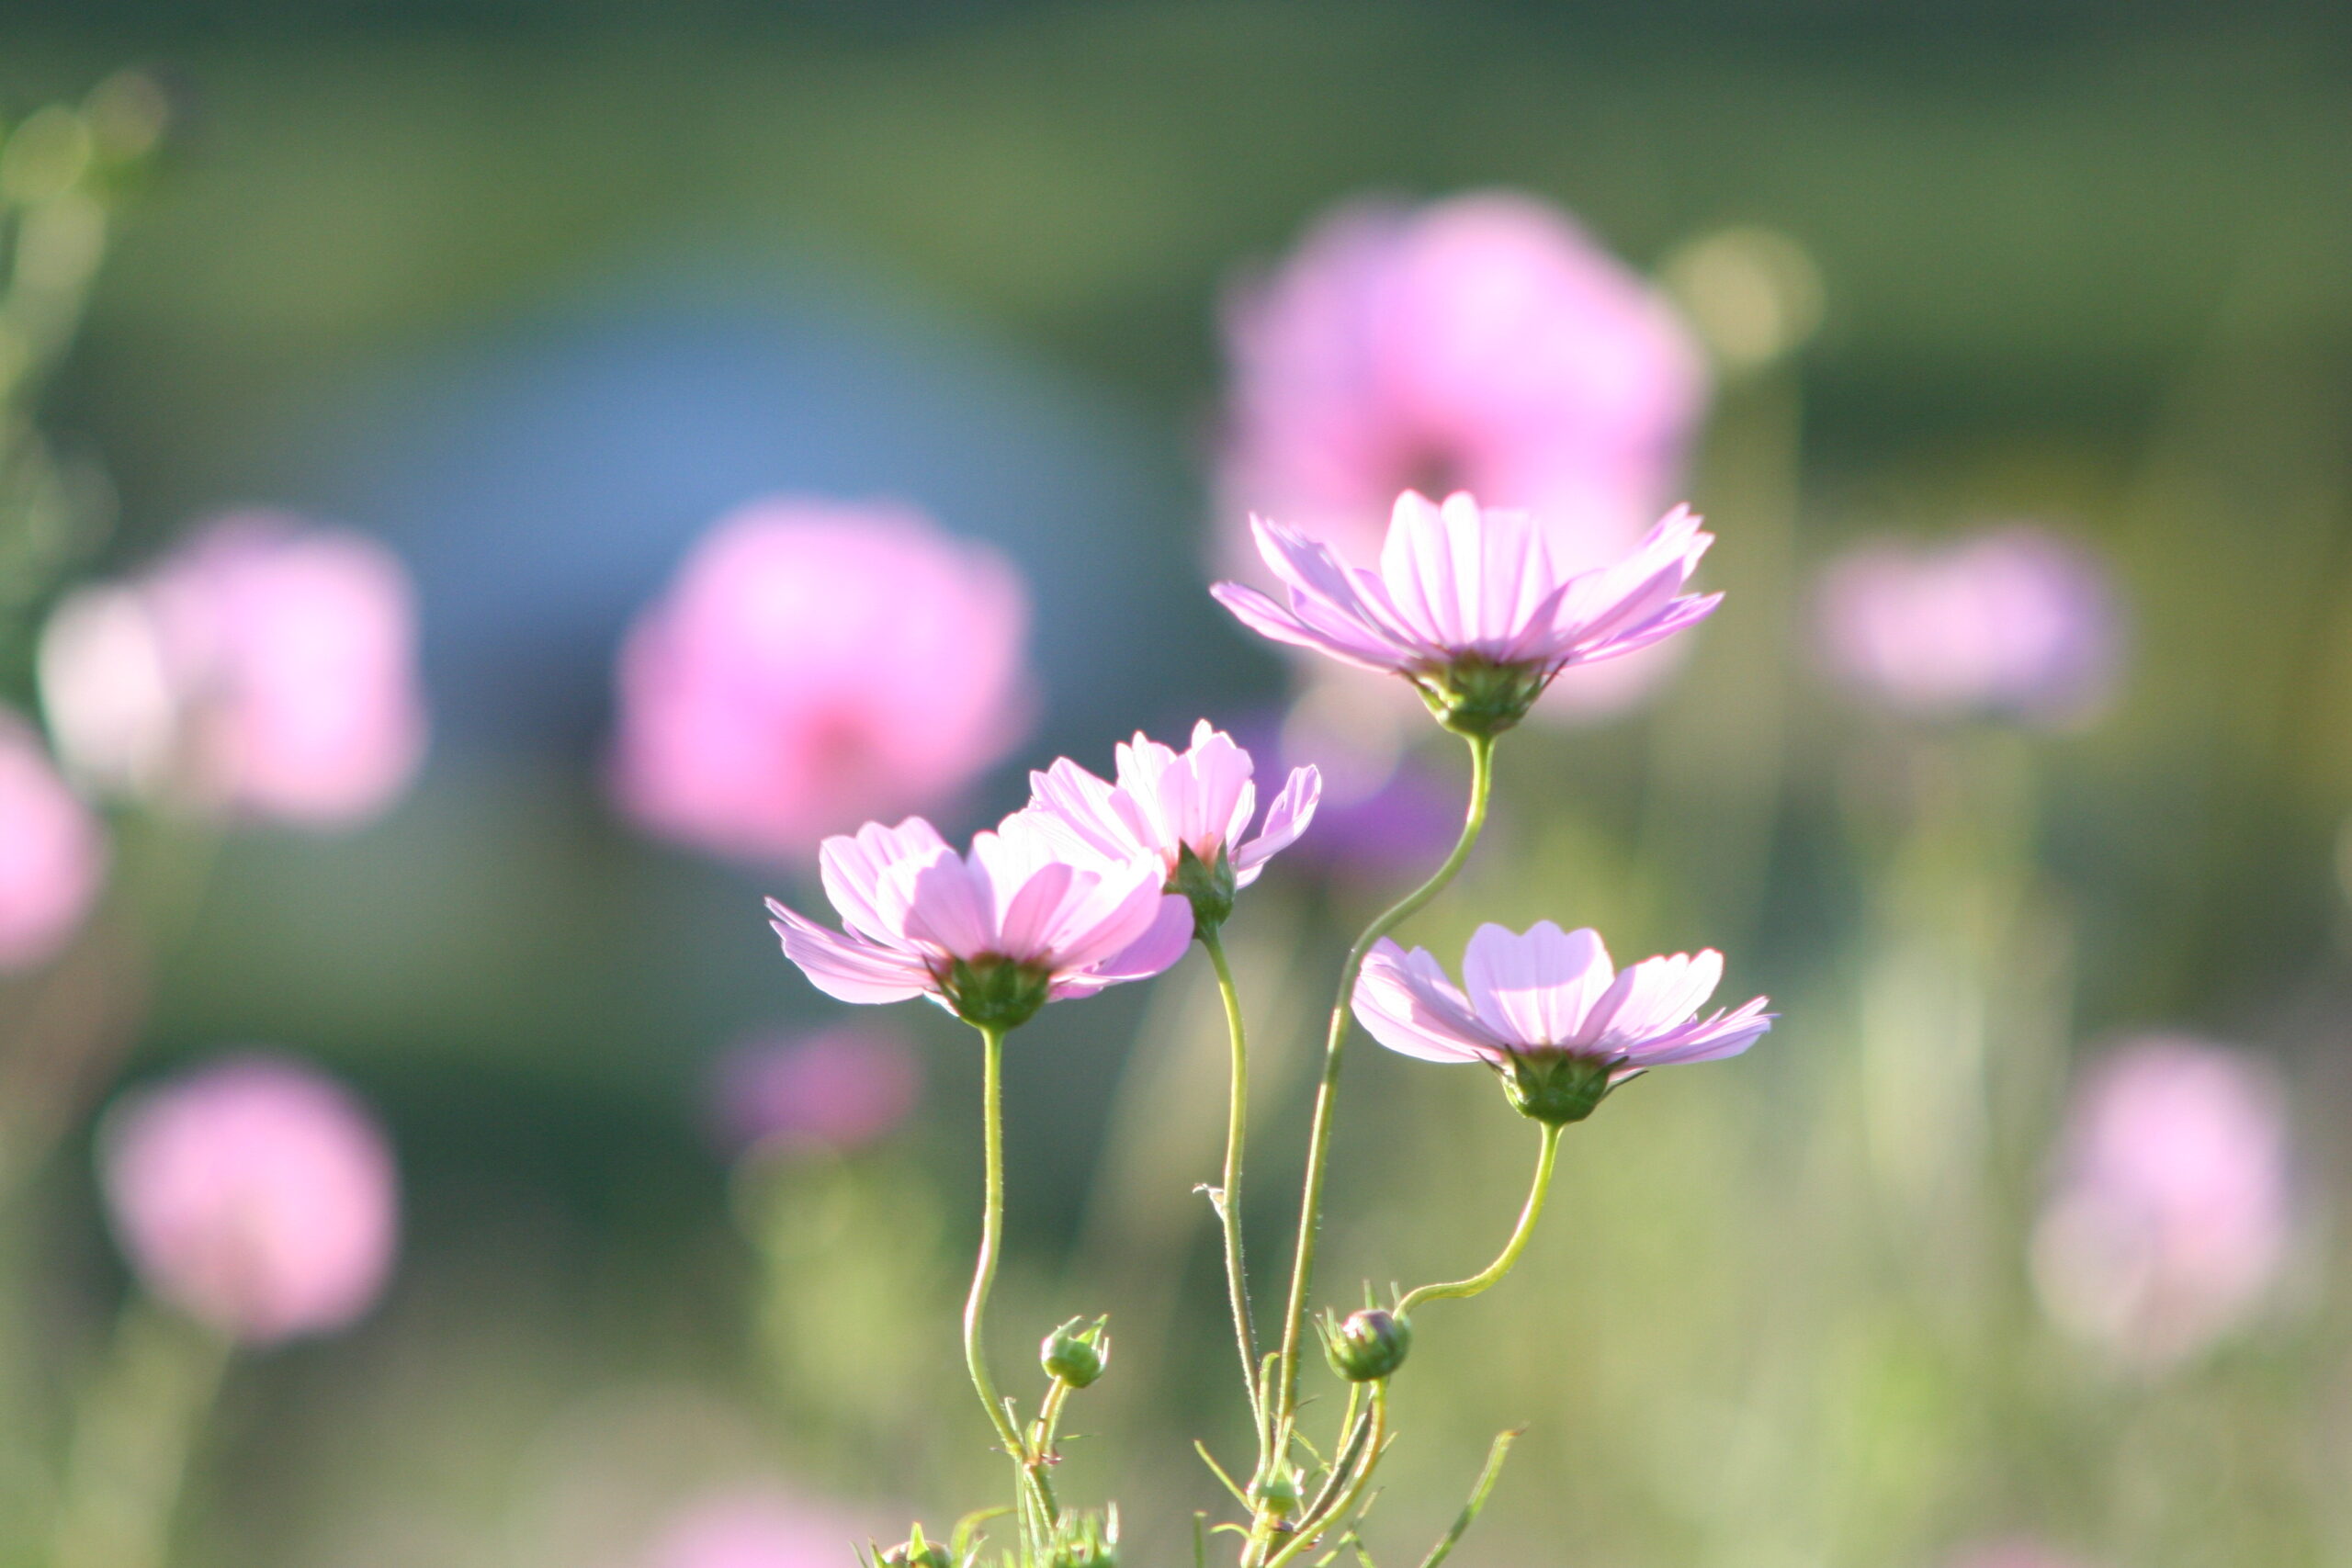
[
  {"x1": 1201, "y1": 928, "x2": 1261, "y2": 1422},
  {"x1": 1399, "y1": 1122, "x2": 1563, "y2": 1316},
  {"x1": 1271, "y1": 732, "x2": 1497, "y2": 1434},
  {"x1": 963, "y1": 1024, "x2": 1027, "y2": 1467}
]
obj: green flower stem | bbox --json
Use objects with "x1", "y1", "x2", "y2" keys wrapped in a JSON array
[
  {"x1": 1399, "y1": 1121, "x2": 1564, "y2": 1315},
  {"x1": 1270, "y1": 731, "x2": 1497, "y2": 1435},
  {"x1": 1200, "y1": 927, "x2": 1261, "y2": 1421},
  {"x1": 1261, "y1": 1382, "x2": 1389, "y2": 1568},
  {"x1": 49, "y1": 1298, "x2": 232, "y2": 1568},
  {"x1": 962, "y1": 1024, "x2": 1029, "y2": 1471}
]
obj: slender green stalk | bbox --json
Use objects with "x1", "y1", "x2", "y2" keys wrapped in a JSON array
[
  {"x1": 1270, "y1": 732, "x2": 1497, "y2": 1430},
  {"x1": 1399, "y1": 1122, "x2": 1563, "y2": 1315},
  {"x1": 49, "y1": 1299, "x2": 232, "y2": 1568},
  {"x1": 1201, "y1": 928, "x2": 1261, "y2": 1420},
  {"x1": 1262, "y1": 1382, "x2": 1389, "y2": 1568},
  {"x1": 962, "y1": 1024, "x2": 1027, "y2": 1467},
  {"x1": 1414, "y1": 1428, "x2": 1521, "y2": 1568}
]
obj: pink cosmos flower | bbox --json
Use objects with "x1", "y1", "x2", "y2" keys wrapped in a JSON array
[
  {"x1": 1214, "y1": 491, "x2": 1719, "y2": 736},
  {"x1": 765, "y1": 812, "x2": 1192, "y2": 1030},
  {"x1": 1816, "y1": 525, "x2": 2120, "y2": 728},
  {"x1": 99, "y1": 1054, "x2": 400, "y2": 1344},
  {"x1": 1219, "y1": 194, "x2": 1710, "y2": 718},
  {"x1": 611, "y1": 499, "x2": 1033, "y2": 864},
  {"x1": 708, "y1": 1025, "x2": 922, "y2": 1156},
  {"x1": 1220, "y1": 193, "x2": 1706, "y2": 585},
  {"x1": 1354, "y1": 920, "x2": 1771, "y2": 1123},
  {"x1": 1023, "y1": 720, "x2": 1320, "y2": 927},
  {"x1": 646, "y1": 1488, "x2": 868, "y2": 1568},
  {"x1": 39, "y1": 513, "x2": 428, "y2": 826},
  {"x1": 0, "y1": 713, "x2": 107, "y2": 972},
  {"x1": 2030, "y1": 1036, "x2": 2290, "y2": 1369}
]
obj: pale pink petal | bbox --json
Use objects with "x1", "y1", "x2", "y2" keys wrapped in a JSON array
[
  {"x1": 1211, "y1": 581, "x2": 1403, "y2": 672},
  {"x1": 1462, "y1": 920, "x2": 1614, "y2": 1046},
  {"x1": 1058, "y1": 893, "x2": 1193, "y2": 995},
  {"x1": 1630, "y1": 997, "x2": 1774, "y2": 1066},
  {"x1": 767, "y1": 900, "x2": 935, "y2": 1004},
  {"x1": 1352, "y1": 939, "x2": 1500, "y2": 1064},
  {"x1": 1233, "y1": 763, "x2": 1322, "y2": 882},
  {"x1": 994, "y1": 860, "x2": 1081, "y2": 964},
  {"x1": 819, "y1": 817, "x2": 951, "y2": 943},
  {"x1": 899, "y1": 855, "x2": 999, "y2": 961}
]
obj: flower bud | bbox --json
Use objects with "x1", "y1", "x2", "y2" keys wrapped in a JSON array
[
  {"x1": 1499, "y1": 1049, "x2": 1625, "y2": 1125},
  {"x1": 1042, "y1": 1506, "x2": 1119, "y2": 1567},
  {"x1": 1170, "y1": 841, "x2": 1237, "y2": 935},
  {"x1": 1248, "y1": 1463, "x2": 1302, "y2": 1520},
  {"x1": 1041, "y1": 1314, "x2": 1109, "y2": 1388},
  {"x1": 880, "y1": 1524, "x2": 955, "y2": 1568},
  {"x1": 1321, "y1": 1305, "x2": 1411, "y2": 1382}
]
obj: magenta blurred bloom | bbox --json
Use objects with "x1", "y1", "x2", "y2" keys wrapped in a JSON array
[
  {"x1": 709, "y1": 1025, "x2": 921, "y2": 1156},
  {"x1": 0, "y1": 712, "x2": 107, "y2": 973},
  {"x1": 1816, "y1": 525, "x2": 2121, "y2": 727},
  {"x1": 1025, "y1": 720, "x2": 1320, "y2": 930},
  {"x1": 40, "y1": 513, "x2": 428, "y2": 826},
  {"x1": 1221, "y1": 192, "x2": 1707, "y2": 579},
  {"x1": 99, "y1": 1054, "x2": 400, "y2": 1344},
  {"x1": 2031, "y1": 1036, "x2": 2290, "y2": 1368},
  {"x1": 647, "y1": 1488, "x2": 866, "y2": 1568},
  {"x1": 1215, "y1": 491, "x2": 1720, "y2": 736},
  {"x1": 1355, "y1": 920, "x2": 1770, "y2": 1123},
  {"x1": 766, "y1": 812, "x2": 1191, "y2": 1031},
  {"x1": 611, "y1": 499, "x2": 1033, "y2": 864}
]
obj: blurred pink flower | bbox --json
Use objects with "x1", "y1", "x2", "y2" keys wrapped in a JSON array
[
  {"x1": 1816, "y1": 525, "x2": 2121, "y2": 727},
  {"x1": 1215, "y1": 491, "x2": 1718, "y2": 735},
  {"x1": 1219, "y1": 193, "x2": 1710, "y2": 716},
  {"x1": 99, "y1": 1054, "x2": 399, "y2": 1344},
  {"x1": 709, "y1": 1025, "x2": 922, "y2": 1155},
  {"x1": 766, "y1": 812, "x2": 1191, "y2": 1026},
  {"x1": 2031, "y1": 1036, "x2": 2290, "y2": 1369},
  {"x1": 39, "y1": 513, "x2": 428, "y2": 825},
  {"x1": 611, "y1": 499, "x2": 1033, "y2": 864},
  {"x1": 646, "y1": 1488, "x2": 866, "y2": 1568},
  {"x1": 1025, "y1": 719, "x2": 1320, "y2": 891},
  {"x1": 0, "y1": 712, "x2": 106, "y2": 972}
]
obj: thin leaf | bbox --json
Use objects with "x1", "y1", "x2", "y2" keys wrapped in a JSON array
[
  {"x1": 1195, "y1": 1439, "x2": 1251, "y2": 1506},
  {"x1": 1416, "y1": 1429, "x2": 1522, "y2": 1568}
]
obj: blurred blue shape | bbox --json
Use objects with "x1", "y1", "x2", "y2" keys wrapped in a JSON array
[{"x1": 282, "y1": 243, "x2": 1250, "y2": 768}]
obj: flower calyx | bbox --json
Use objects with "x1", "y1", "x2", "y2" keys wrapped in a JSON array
[
  {"x1": 940, "y1": 953, "x2": 1054, "y2": 1032},
  {"x1": 1170, "y1": 840, "x2": 1238, "y2": 937},
  {"x1": 1041, "y1": 1314, "x2": 1110, "y2": 1389},
  {"x1": 1412, "y1": 653, "x2": 1551, "y2": 739},
  {"x1": 1498, "y1": 1048, "x2": 1637, "y2": 1126},
  {"x1": 1318, "y1": 1298, "x2": 1412, "y2": 1382},
  {"x1": 876, "y1": 1523, "x2": 956, "y2": 1568},
  {"x1": 1041, "y1": 1506, "x2": 1120, "y2": 1567}
]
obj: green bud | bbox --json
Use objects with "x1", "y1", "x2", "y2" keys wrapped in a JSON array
[
  {"x1": 942, "y1": 954, "x2": 1053, "y2": 1031},
  {"x1": 1499, "y1": 1049, "x2": 1624, "y2": 1125},
  {"x1": 879, "y1": 1523, "x2": 954, "y2": 1568},
  {"x1": 1041, "y1": 1315, "x2": 1110, "y2": 1388},
  {"x1": 1249, "y1": 1463, "x2": 1302, "y2": 1519},
  {"x1": 1413, "y1": 655, "x2": 1553, "y2": 739},
  {"x1": 1170, "y1": 841, "x2": 1236, "y2": 936},
  {"x1": 1042, "y1": 1506, "x2": 1119, "y2": 1567},
  {"x1": 1320, "y1": 1305, "x2": 1412, "y2": 1382}
]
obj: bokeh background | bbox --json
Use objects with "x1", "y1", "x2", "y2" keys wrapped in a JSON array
[{"x1": 5, "y1": 4, "x2": 2352, "y2": 1565}]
